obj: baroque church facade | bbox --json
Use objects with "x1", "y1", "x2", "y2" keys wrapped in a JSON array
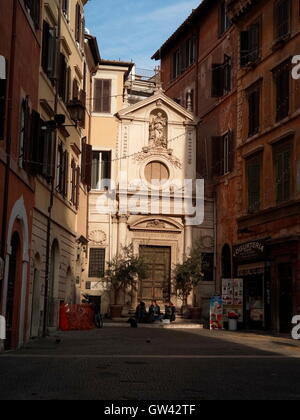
[{"x1": 85, "y1": 63, "x2": 215, "y2": 317}]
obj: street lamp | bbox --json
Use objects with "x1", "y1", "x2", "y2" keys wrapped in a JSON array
[{"x1": 67, "y1": 99, "x2": 85, "y2": 124}]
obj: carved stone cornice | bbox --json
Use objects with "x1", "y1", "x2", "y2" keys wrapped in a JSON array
[
  {"x1": 134, "y1": 147, "x2": 182, "y2": 169},
  {"x1": 226, "y1": 0, "x2": 259, "y2": 22}
]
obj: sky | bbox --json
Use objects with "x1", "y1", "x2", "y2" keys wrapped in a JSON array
[{"x1": 85, "y1": 0, "x2": 201, "y2": 72}]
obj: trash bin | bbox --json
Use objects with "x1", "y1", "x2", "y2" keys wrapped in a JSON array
[{"x1": 228, "y1": 319, "x2": 238, "y2": 331}]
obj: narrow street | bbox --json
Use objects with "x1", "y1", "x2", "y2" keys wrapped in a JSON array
[{"x1": 1, "y1": 327, "x2": 300, "y2": 400}]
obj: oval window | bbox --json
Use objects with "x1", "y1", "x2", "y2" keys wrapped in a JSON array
[{"x1": 145, "y1": 161, "x2": 169, "y2": 185}]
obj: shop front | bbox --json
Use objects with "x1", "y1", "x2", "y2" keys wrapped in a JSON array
[
  {"x1": 267, "y1": 237, "x2": 299, "y2": 334},
  {"x1": 233, "y1": 240, "x2": 272, "y2": 331}
]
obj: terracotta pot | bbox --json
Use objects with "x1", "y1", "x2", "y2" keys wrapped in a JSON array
[{"x1": 110, "y1": 305, "x2": 123, "y2": 318}]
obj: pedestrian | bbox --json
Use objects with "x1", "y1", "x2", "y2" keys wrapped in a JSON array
[{"x1": 149, "y1": 300, "x2": 162, "y2": 322}]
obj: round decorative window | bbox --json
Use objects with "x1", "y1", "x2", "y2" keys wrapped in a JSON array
[{"x1": 145, "y1": 161, "x2": 170, "y2": 185}]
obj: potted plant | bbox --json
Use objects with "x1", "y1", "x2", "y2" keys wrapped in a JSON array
[
  {"x1": 105, "y1": 245, "x2": 147, "y2": 318},
  {"x1": 174, "y1": 242, "x2": 204, "y2": 317}
]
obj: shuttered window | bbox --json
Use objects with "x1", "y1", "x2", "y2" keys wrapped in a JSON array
[
  {"x1": 57, "y1": 143, "x2": 69, "y2": 197},
  {"x1": 92, "y1": 151, "x2": 112, "y2": 190},
  {"x1": 274, "y1": 61, "x2": 290, "y2": 121},
  {"x1": 75, "y1": 3, "x2": 81, "y2": 43},
  {"x1": 71, "y1": 160, "x2": 80, "y2": 209},
  {"x1": 0, "y1": 56, "x2": 7, "y2": 140},
  {"x1": 248, "y1": 84, "x2": 261, "y2": 136},
  {"x1": 89, "y1": 249, "x2": 106, "y2": 278},
  {"x1": 24, "y1": 0, "x2": 41, "y2": 28},
  {"x1": 275, "y1": 0, "x2": 290, "y2": 40},
  {"x1": 247, "y1": 157, "x2": 261, "y2": 213},
  {"x1": 93, "y1": 79, "x2": 112, "y2": 114},
  {"x1": 219, "y1": 1, "x2": 231, "y2": 36},
  {"x1": 274, "y1": 145, "x2": 291, "y2": 204},
  {"x1": 81, "y1": 138, "x2": 93, "y2": 191},
  {"x1": 62, "y1": 0, "x2": 69, "y2": 19},
  {"x1": 212, "y1": 132, "x2": 234, "y2": 177},
  {"x1": 58, "y1": 54, "x2": 70, "y2": 103},
  {"x1": 19, "y1": 97, "x2": 30, "y2": 169},
  {"x1": 212, "y1": 56, "x2": 231, "y2": 97},
  {"x1": 240, "y1": 19, "x2": 261, "y2": 66},
  {"x1": 42, "y1": 20, "x2": 57, "y2": 79}
]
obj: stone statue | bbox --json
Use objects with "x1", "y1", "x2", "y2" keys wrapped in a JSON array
[{"x1": 149, "y1": 111, "x2": 168, "y2": 148}]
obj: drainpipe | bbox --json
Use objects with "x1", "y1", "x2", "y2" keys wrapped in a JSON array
[
  {"x1": 42, "y1": 0, "x2": 61, "y2": 337},
  {"x1": 0, "y1": 0, "x2": 17, "y2": 310}
]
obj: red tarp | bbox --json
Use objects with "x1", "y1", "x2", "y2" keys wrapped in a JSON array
[{"x1": 59, "y1": 304, "x2": 96, "y2": 331}]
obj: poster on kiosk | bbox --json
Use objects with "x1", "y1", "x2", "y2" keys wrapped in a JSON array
[
  {"x1": 222, "y1": 279, "x2": 244, "y2": 323},
  {"x1": 210, "y1": 296, "x2": 224, "y2": 330}
]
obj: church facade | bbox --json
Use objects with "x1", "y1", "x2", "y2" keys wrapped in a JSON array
[{"x1": 85, "y1": 64, "x2": 215, "y2": 317}]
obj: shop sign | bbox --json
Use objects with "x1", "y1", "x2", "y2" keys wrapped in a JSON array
[{"x1": 233, "y1": 240, "x2": 266, "y2": 263}]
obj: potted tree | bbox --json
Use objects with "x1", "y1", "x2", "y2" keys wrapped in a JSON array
[
  {"x1": 105, "y1": 245, "x2": 147, "y2": 318},
  {"x1": 174, "y1": 242, "x2": 204, "y2": 319}
]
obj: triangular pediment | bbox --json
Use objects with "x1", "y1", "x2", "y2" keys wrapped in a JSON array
[{"x1": 117, "y1": 91, "x2": 197, "y2": 123}]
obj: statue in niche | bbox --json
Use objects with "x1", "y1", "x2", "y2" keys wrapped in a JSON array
[{"x1": 149, "y1": 110, "x2": 168, "y2": 149}]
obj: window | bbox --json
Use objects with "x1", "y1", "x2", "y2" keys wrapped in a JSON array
[
  {"x1": 57, "y1": 143, "x2": 69, "y2": 197},
  {"x1": 0, "y1": 56, "x2": 7, "y2": 139},
  {"x1": 93, "y1": 79, "x2": 112, "y2": 114},
  {"x1": 145, "y1": 161, "x2": 170, "y2": 185},
  {"x1": 24, "y1": 0, "x2": 40, "y2": 28},
  {"x1": 75, "y1": 3, "x2": 82, "y2": 44},
  {"x1": 70, "y1": 159, "x2": 80, "y2": 209},
  {"x1": 41, "y1": 20, "x2": 57, "y2": 79},
  {"x1": 219, "y1": 1, "x2": 231, "y2": 36},
  {"x1": 62, "y1": 0, "x2": 69, "y2": 19},
  {"x1": 92, "y1": 151, "x2": 111, "y2": 190},
  {"x1": 273, "y1": 61, "x2": 290, "y2": 122},
  {"x1": 212, "y1": 132, "x2": 234, "y2": 177},
  {"x1": 275, "y1": 0, "x2": 290, "y2": 40},
  {"x1": 240, "y1": 19, "x2": 261, "y2": 67},
  {"x1": 202, "y1": 253, "x2": 214, "y2": 282},
  {"x1": 72, "y1": 78, "x2": 79, "y2": 100},
  {"x1": 274, "y1": 144, "x2": 291, "y2": 204},
  {"x1": 58, "y1": 53, "x2": 70, "y2": 103},
  {"x1": 39, "y1": 122, "x2": 53, "y2": 180},
  {"x1": 183, "y1": 36, "x2": 197, "y2": 71},
  {"x1": 171, "y1": 36, "x2": 197, "y2": 80},
  {"x1": 247, "y1": 83, "x2": 261, "y2": 136},
  {"x1": 19, "y1": 97, "x2": 30, "y2": 169},
  {"x1": 247, "y1": 156, "x2": 261, "y2": 213},
  {"x1": 89, "y1": 248, "x2": 105, "y2": 278},
  {"x1": 81, "y1": 137, "x2": 93, "y2": 191},
  {"x1": 172, "y1": 49, "x2": 181, "y2": 80},
  {"x1": 212, "y1": 55, "x2": 231, "y2": 97}
]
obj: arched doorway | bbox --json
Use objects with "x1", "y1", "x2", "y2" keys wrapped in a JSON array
[
  {"x1": 48, "y1": 240, "x2": 60, "y2": 328},
  {"x1": 30, "y1": 254, "x2": 42, "y2": 338},
  {"x1": 222, "y1": 244, "x2": 232, "y2": 279},
  {"x1": 6, "y1": 232, "x2": 21, "y2": 349}
]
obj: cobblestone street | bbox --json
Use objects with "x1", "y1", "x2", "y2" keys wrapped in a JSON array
[{"x1": 1, "y1": 326, "x2": 300, "y2": 400}]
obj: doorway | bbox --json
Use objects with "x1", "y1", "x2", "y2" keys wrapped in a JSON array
[
  {"x1": 31, "y1": 264, "x2": 42, "y2": 338},
  {"x1": 139, "y1": 246, "x2": 171, "y2": 304},
  {"x1": 5, "y1": 232, "x2": 21, "y2": 350},
  {"x1": 278, "y1": 263, "x2": 293, "y2": 334}
]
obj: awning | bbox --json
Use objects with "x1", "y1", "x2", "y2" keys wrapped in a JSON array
[
  {"x1": 238, "y1": 262, "x2": 265, "y2": 276},
  {"x1": 0, "y1": 56, "x2": 6, "y2": 80}
]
